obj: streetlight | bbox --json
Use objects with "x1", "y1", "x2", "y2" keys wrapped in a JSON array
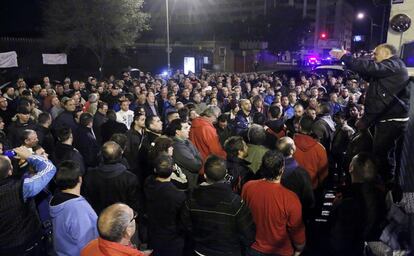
[
  {"x1": 357, "y1": 12, "x2": 365, "y2": 20},
  {"x1": 166, "y1": 0, "x2": 171, "y2": 74},
  {"x1": 356, "y1": 12, "x2": 381, "y2": 50}
]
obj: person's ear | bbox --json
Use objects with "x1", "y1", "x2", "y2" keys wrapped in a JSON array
[{"x1": 78, "y1": 176, "x2": 83, "y2": 185}]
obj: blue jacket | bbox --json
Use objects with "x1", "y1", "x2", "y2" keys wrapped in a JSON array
[
  {"x1": 283, "y1": 105, "x2": 294, "y2": 119},
  {"x1": 23, "y1": 155, "x2": 57, "y2": 201},
  {"x1": 49, "y1": 195, "x2": 98, "y2": 256},
  {"x1": 235, "y1": 110, "x2": 251, "y2": 135}
]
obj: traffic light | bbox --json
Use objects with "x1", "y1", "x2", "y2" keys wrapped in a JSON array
[{"x1": 320, "y1": 32, "x2": 327, "y2": 39}]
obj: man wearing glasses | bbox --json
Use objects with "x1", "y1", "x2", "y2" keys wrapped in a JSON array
[{"x1": 82, "y1": 203, "x2": 151, "y2": 256}]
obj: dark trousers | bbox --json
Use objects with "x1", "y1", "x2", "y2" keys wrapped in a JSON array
[
  {"x1": 373, "y1": 121, "x2": 407, "y2": 183},
  {"x1": 152, "y1": 246, "x2": 183, "y2": 256},
  {"x1": 246, "y1": 247, "x2": 281, "y2": 256},
  {"x1": 1, "y1": 237, "x2": 47, "y2": 256}
]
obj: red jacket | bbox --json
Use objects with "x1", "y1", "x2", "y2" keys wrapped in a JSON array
[
  {"x1": 293, "y1": 133, "x2": 328, "y2": 189},
  {"x1": 242, "y1": 180, "x2": 305, "y2": 256},
  {"x1": 81, "y1": 238, "x2": 147, "y2": 256},
  {"x1": 189, "y1": 117, "x2": 226, "y2": 174}
]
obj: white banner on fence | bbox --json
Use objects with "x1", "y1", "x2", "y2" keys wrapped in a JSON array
[
  {"x1": 42, "y1": 53, "x2": 67, "y2": 65},
  {"x1": 0, "y1": 51, "x2": 18, "y2": 68}
]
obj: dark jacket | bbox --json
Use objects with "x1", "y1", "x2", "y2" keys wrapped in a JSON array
[
  {"x1": 7, "y1": 119, "x2": 37, "y2": 147},
  {"x1": 93, "y1": 111, "x2": 108, "y2": 146},
  {"x1": 0, "y1": 178, "x2": 42, "y2": 254},
  {"x1": 125, "y1": 128, "x2": 146, "y2": 173},
  {"x1": 82, "y1": 162, "x2": 141, "y2": 215},
  {"x1": 172, "y1": 137, "x2": 202, "y2": 190},
  {"x1": 346, "y1": 130, "x2": 373, "y2": 167},
  {"x1": 54, "y1": 142, "x2": 86, "y2": 174},
  {"x1": 52, "y1": 110, "x2": 77, "y2": 132},
  {"x1": 285, "y1": 116, "x2": 300, "y2": 137},
  {"x1": 100, "y1": 120, "x2": 128, "y2": 144},
  {"x1": 181, "y1": 182, "x2": 255, "y2": 256},
  {"x1": 329, "y1": 183, "x2": 386, "y2": 256},
  {"x1": 281, "y1": 157, "x2": 315, "y2": 211},
  {"x1": 264, "y1": 119, "x2": 286, "y2": 149},
  {"x1": 35, "y1": 125, "x2": 55, "y2": 157},
  {"x1": 73, "y1": 126, "x2": 100, "y2": 168},
  {"x1": 331, "y1": 123, "x2": 355, "y2": 169},
  {"x1": 226, "y1": 156, "x2": 254, "y2": 194},
  {"x1": 312, "y1": 115, "x2": 336, "y2": 153},
  {"x1": 144, "y1": 176, "x2": 186, "y2": 249},
  {"x1": 341, "y1": 55, "x2": 410, "y2": 126},
  {"x1": 0, "y1": 108, "x2": 13, "y2": 128},
  {"x1": 143, "y1": 102, "x2": 159, "y2": 117},
  {"x1": 102, "y1": 94, "x2": 120, "y2": 110},
  {"x1": 251, "y1": 105, "x2": 269, "y2": 120},
  {"x1": 138, "y1": 130, "x2": 160, "y2": 182},
  {"x1": 214, "y1": 123, "x2": 234, "y2": 146}
]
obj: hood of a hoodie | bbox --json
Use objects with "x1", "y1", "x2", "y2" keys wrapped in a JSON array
[
  {"x1": 191, "y1": 117, "x2": 213, "y2": 129},
  {"x1": 294, "y1": 133, "x2": 318, "y2": 152},
  {"x1": 49, "y1": 196, "x2": 85, "y2": 218},
  {"x1": 93, "y1": 162, "x2": 128, "y2": 178},
  {"x1": 320, "y1": 115, "x2": 336, "y2": 132}
]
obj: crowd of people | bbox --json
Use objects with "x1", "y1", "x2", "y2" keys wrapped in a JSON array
[{"x1": 0, "y1": 43, "x2": 411, "y2": 256}]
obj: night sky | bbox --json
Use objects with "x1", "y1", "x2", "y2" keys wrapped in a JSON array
[
  {"x1": 0, "y1": 0, "x2": 380, "y2": 38},
  {"x1": 0, "y1": 0, "x2": 45, "y2": 37}
]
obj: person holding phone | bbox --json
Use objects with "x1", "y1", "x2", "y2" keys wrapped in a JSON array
[{"x1": 0, "y1": 146, "x2": 56, "y2": 255}]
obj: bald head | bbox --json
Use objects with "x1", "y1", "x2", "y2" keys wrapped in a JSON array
[
  {"x1": 276, "y1": 136, "x2": 296, "y2": 157},
  {"x1": 349, "y1": 153, "x2": 377, "y2": 183},
  {"x1": 0, "y1": 156, "x2": 12, "y2": 179},
  {"x1": 98, "y1": 203, "x2": 134, "y2": 243},
  {"x1": 102, "y1": 141, "x2": 122, "y2": 164}
]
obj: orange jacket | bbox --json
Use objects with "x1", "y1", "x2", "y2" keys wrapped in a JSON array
[
  {"x1": 189, "y1": 117, "x2": 226, "y2": 174},
  {"x1": 81, "y1": 238, "x2": 147, "y2": 256},
  {"x1": 293, "y1": 133, "x2": 328, "y2": 189}
]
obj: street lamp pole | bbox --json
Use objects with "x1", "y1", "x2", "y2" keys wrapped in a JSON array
[
  {"x1": 166, "y1": 0, "x2": 171, "y2": 73},
  {"x1": 369, "y1": 16, "x2": 374, "y2": 50}
]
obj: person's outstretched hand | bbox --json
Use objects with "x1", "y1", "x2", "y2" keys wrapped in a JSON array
[{"x1": 329, "y1": 47, "x2": 347, "y2": 60}]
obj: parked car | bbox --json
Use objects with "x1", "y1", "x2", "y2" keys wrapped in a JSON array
[{"x1": 312, "y1": 65, "x2": 358, "y2": 80}]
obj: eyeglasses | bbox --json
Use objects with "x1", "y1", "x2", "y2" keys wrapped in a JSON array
[
  {"x1": 123, "y1": 210, "x2": 138, "y2": 233},
  {"x1": 129, "y1": 210, "x2": 138, "y2": 224}
]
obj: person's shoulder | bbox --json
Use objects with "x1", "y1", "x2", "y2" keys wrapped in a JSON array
[
  {"x1": 80, "y1": 239, "x2": 98, "y2": 256},
  {"x1": 66, "y1": 196, "x2": 96, "y2": 211},
  {"x1": 164, "y1": 183, "x2": 186, "y2": 199},
  {"x1": 243, "y1": 179, "x2": 261, "y2": 190},
  {"x1": 123, "y1": 169, "x2": 139, "y2": 182},
  {"x1": 280, "y1": 183, "x2": 301, "y2": 202}
]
